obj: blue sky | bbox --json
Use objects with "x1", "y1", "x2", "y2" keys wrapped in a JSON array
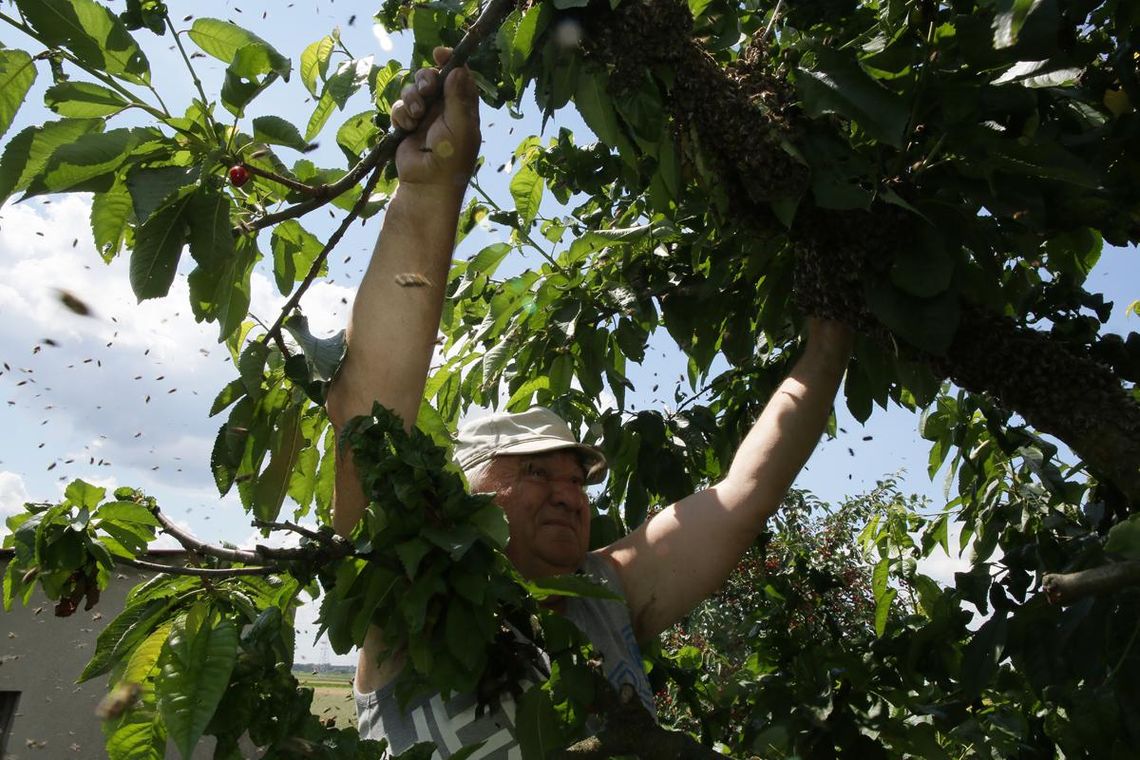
[{"x1": 0, "y1": 1, "x2": 1136, "y2": 663}]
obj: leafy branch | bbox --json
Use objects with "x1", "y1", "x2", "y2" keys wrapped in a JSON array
[
  {"x1": 230, "y1": 0, "x2": 516, "y2": 236},
  {"x1": 252, "y1": 0, "x2": 517, "y2": 352}
]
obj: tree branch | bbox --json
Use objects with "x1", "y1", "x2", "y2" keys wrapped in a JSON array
[
  {"x1": 262, "y1": 164, "x2": 385, "y2": 346},
  {"x1": 119, "y1": 557, "x2": 275, "y2": 578},
  {"x1": 579, "y1": 0, "x2": 1140, "y2": 508},
  {"x1": 1043, "y1": 560, "x2": 1140, "y2": 605},
  {"x1": 252, "y1": 519, "x2": 329, "y2": 543},
  {"x1": 240, "y1": 162, "x2": 321, "y2": 196},
  {"x1": 151, "y1": 507, "x2": 261, "y2": 563},
  {"x1": 230, "y1": 0, "x2": 516, "y2": 236}
]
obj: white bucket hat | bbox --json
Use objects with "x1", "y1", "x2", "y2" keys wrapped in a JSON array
[{"x1": 454, "y1": 406, "x2": 608, "y2": 485}]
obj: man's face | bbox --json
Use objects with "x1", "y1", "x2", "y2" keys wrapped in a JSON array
[{"x1": 483, "y1": 451, "x2": 590, "y2": 579}]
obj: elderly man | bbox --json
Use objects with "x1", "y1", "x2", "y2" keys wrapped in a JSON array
[{"x1": 325, "y1": 48, "x2": 854, "y2": 755}]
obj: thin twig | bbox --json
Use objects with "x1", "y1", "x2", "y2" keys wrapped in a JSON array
[
  {"x1": 229, "y1": 0, "x2": 515, "y2": 236},
  {"x1": 761, "y1": 0, "x2": 784, "y2": 43},
  {"x1": 167, "y1": 16, "x2": 218, "y2": 143},
  {"x1": 470, "y1": 178, "x2": 568, "y2": 276},
  {"x1": 120, "y1": 557, "x2": 275, "y2": 578},
  {"x1": 252, "y1": 520, "x2": 335, "y2": 544},
  {"x1": 261, "y1": 164, "x2": 385, "y2": 347},
  {"x1": 240, "y1": 162, "x2": 321, "y2": 196}
]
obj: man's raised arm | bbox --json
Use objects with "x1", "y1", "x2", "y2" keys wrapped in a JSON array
[
  {"x1": 325, "y1": 47, "x2": 481, "y2": 538},
  {"x1": 602, "y1": 319, "x2": 855, "y2": 640}
]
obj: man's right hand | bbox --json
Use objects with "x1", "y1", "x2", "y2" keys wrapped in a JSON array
[{"x1": 391, "y1": 46, "x2": 481, "y2": 192}]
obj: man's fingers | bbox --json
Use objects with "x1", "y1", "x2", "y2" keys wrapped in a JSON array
[
  {"x1": 432, "y1": 46, "x2": 452, "y2": 67},
  {"x1": 414, "y1": 68, "x2": 440, "y2": 98},
  {"x1": 391, "y1": 98, "x2": 419, "y2": 132},
  {"x1": 443, "y1": 65, "x2": 480, "y2": 129}
]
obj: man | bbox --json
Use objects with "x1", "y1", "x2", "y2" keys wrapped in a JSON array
[{"x1": 325, "y1": 48, "x2": 854, "y2": 755}]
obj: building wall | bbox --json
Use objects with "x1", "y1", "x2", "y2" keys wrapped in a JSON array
[{"x1": 0, "y1": 553, "x2": 258, "y2": 759}]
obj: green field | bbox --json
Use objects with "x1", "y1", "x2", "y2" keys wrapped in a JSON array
[{"x1": 297, "y1": 672, "x2": 357, "y2": 729}]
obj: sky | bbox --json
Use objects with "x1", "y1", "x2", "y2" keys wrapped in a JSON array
[{"x1": 1, "y1": 1, "x2": 1137, "y2": 665}]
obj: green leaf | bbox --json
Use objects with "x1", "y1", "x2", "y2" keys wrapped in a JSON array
[
  {"x1": 871, "y1": 557, "x2": 895, "y2": 636},
  {"x1": 960, "y1": 614, "x2": 1007, "y2": 696},
  {"x1": 103, "y1": 684, "x2": 166, "y2": 760},
  {"x1": 187, "y1": 181, "x2": 235, "y2": 267},
  {"x1": 300, "y1": 33, "x2": 338, "y2": 97},
  {"x1": 395, "y1": 538, "x2": 432, "y2": 578},
  {"x1": 123, "y1": 621, "x2": 173, "y2": 685},
  {"x1": 864, "y1": 279, "x2": 960, "y2": 355},
  {"x1": 795, "y1": 48, "x2": 909, "y2": 147},
  {"x1": 252, "y1": 115, "x2": 310, "y2": 152},
  {"x1": 0, "y1": 119, "x2": 104, "y2": 206},
  {"x1": 188, "y1": 18, "x2": 290, "y2": 78},
  {"x1": 65, "y1": 478, "x2": 105, "y2": 509},
  {"x1": 992, "y1": 60, "x2": 1082, "y2": 88},
  {"x1": 510, "y1": 163, "x2": 544, "y2": 227},
  {"x1": 466, "y1": 242, "x2": 512, "y2": 278},
  {"x1": 252, "y1": 400, "x2": 305, "y2": 524},
  {"x1": 0, "y1": 49, "x2": 37, "y2": 140},
  {"x1": 187, "y1": 235, "x2": 256, "y2": 342},
  {"x1": 1106, "y1": 514, "x2": 1140, "y2": 560},
  {"x1": 156, "y1": 609, "x2": 239, "y2": 758},
  {"x1": 91, "y1": 179, "x2": 133, "y2": 261},
  {"x1": 282, "y1": 313, "x2": 347, "y2": 384},
  {"x1": 505, "y1": 3, "x2": 550, "y2": 86},
  {"x1": 522, "y1": 574, "x2": 621, "y2": 602},
  {"x1": 271, "y1": 220, "x2": 324, "y2": 295},
  {"x1": 80, "y1": 596, "x2": 175, "y2": 681},
  {"x1": 95, "y1": 500, "x2": 159, "y2": 528},
  {"x1": 515, "y1": 686, "x2": 563, "y2": 760},
  {"x1": 574, "y1": 67, "x2": 635, "y2": 159},
  {"x1": 17, "y1": 0, "x2": 150, "y2": 84},
  {"x1": 26, "y1": 127, "x2": 139, "y2": 196},
  {"x1": 335, "y1": 111, "x2": 378, "y2": 162},
  {"x1": 130, "y1": 187, "x2": 194, "y2": 300},
  {"x1": 445, "y1": 602, "x2": 482, "y2": 670},
  {"x1": 890, "y1": 225, "x2": 955, "y2": 298},
  {"x1": 992, "y1": 0, "x2": 1043, "y2": 49},
  {"x1": 44, "y1": 81, "x2": 131, "y2": 118},
  {"x1": 306, "y1": 89, "x2": 337, "y2": 141},
  {"x1": 469, "y1": 503, "x2": 509, "y2": 549},
  {"x1": 127, "y1": 165, "x2": 200, "y2": 224}
]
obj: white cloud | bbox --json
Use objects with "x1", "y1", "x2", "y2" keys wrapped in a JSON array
[{"x1": 0, "y1": 470, "x2": 29, "y2": 519}]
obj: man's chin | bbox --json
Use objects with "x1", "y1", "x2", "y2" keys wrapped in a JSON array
[{"x1": 536, "y1": 543, "x2": 587, "y2": 574}]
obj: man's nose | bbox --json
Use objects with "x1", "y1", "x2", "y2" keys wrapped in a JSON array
[{"x1": 548, "y1": 479, "x2": 585, "y2": 510}]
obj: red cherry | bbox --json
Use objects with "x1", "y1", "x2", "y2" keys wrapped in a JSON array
[{"x1": 228, "y1": 165, "x2": 250, "y2": 187}]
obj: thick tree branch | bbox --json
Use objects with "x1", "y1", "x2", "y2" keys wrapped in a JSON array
[
  {"x1": 152, "y1": 506, "x2": 352, "y2": 564},
  {"x1": 941, "y1": 308, "x2": 1140, "y2": 506},
  {"x1": 1043, "y1": 561, "x2": 1140, "y2": 605},
  {"x1": 151, "y1": 507, "x2": 260, "y2": 563},
  {"x1": 579, "y1": 0, "x2": 1140, "y2": 507}
]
